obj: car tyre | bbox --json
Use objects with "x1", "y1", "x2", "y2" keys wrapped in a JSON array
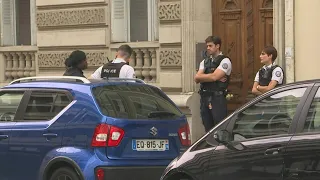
[{"x1": 49, "y1": 167, "x2": 80, "y2": 180}]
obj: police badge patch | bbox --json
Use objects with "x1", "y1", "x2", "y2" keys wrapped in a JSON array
[
  {"x1": 222, "y1": 63, "x2": 228, "y2": 69},
  {"x1": 275, "y1": 71, "x2": 281, "y2": 77}
]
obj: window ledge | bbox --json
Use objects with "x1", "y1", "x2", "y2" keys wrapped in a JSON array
[
  {"x1": 0, "y1": 46, "x2": 38, "y2": 52},
  {"x1": 167, "y1": 93, "x2": 194, "y2": 108},
  {"x1": 109, "y1": 41, "x2": 160, "y2": 49}
]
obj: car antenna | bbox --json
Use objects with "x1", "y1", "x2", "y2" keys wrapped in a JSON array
[{"x1": 104, "y1": 57, "x2": 110, "y2": 81}]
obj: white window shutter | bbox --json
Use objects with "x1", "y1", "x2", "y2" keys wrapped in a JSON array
[
  {"x1": 1, "y1": 0, "x2": 15, "y2": 46},
  {"x1": 148, "y1": 0, "x2": 159, "y2": 41},
  {"x1": 111, "y1": 0, "x2": 128, "y2": 43},
  {"x1": 153, "y1": 0, "x2": 159, "y2": 41}
]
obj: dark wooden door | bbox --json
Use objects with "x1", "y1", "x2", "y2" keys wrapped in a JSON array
[{"x1": 212, "y1": 0, "x2": 274, "y2": 114}]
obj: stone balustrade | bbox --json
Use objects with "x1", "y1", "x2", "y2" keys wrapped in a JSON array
[
  {"x1": 0, "y1": 46, "x2": 37, "y2": 83},
  {"x1": 110, "y1": 42, "x2": 159, "y2": 84}
]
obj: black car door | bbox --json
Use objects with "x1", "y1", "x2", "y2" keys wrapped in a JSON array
[
  {"x1": 205, "y1": 84, "x2": 313, "y2": 180},
  {"x1": 284, "y1": 83, "x2": 320, "y2": 180},
  {"x1": 173, "y1": 117, "x2": 231, "y2": 180}
]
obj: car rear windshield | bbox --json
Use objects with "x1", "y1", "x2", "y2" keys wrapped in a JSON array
[{"x1": 92, "y1": 84, "x2": 183, "y2": 120}]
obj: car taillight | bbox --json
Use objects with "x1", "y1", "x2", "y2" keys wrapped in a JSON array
[
  {"x1": 107, "y1": 126, "x2": 125, "y2": 147},
  {"x1": 91, "y1": 124, "x2": 125, "y2": 147},
  {"x1": 178, "y1": 123, "x2": 191, "y2": 146},
  {"x1": 96, "y1": 168, "x2": 104, "y2": 180}
]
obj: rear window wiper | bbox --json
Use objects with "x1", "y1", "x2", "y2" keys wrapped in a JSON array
[{"x1": 148, "y1": 111, "x2": 177, "y2": 118}]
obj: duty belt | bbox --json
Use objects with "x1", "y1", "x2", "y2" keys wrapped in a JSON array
[{"x1": 198, "y1": 89, "x2": 226, "y2": 96}]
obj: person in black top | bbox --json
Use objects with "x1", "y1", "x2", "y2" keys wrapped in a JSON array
[{"x1": 63, "y1": 50, "x2": 88, "y2": 78}]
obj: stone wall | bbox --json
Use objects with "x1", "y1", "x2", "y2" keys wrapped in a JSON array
[
  {"x1": 294, "y1": 0, "x2": 320, "y2": 81},
  {"x1": 158, "y1": 0, "x2": 183, "y2": 91},
  {"x1": 36, "y1": 0, "x2": 110, "y2": 77}
]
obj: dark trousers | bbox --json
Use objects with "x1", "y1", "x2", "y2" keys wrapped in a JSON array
[{"x1": 200, "y1": 93, "x2": 227, "y2": 132}]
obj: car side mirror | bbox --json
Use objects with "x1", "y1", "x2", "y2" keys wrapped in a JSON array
[{"x1": 213, "y1": 130, "x2": 232, "y2": 144}]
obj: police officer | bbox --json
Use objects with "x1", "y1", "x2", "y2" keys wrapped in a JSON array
[
  {"x1": 194, "y1": 36, "x2": 232, "y2": 132},
  {"x1": 90, "y1": 44, "x2": 135, "y2": 79},
  {"x1": 252, "y1": 45, "x2": 284, "y2": 96},
  {"x1": 63, "y1": 50, "x2": 88, "y2": 78}
]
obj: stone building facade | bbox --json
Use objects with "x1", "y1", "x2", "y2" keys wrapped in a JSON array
[{"x1": 0, "y1": 0, "x2": 319, "y2": 142}]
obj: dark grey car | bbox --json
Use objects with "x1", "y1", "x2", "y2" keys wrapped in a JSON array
[{"x1": 161, "y1": 79, "x2": 320, "y2": 180}]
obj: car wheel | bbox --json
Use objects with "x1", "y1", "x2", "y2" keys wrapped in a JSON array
[{"x1": 49, "y1": 167, "x2": 80, "y2": 180}]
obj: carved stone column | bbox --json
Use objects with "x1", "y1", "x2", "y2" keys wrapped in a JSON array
[
  {"x1": 181, "y1": 0, "x2": 196, "y2": 93},
  {"x1": 142, "y1": 49, "x2": 151, "y2": 82},
  {"x1": 181, "y1": 0, "x2": 212, "y2": 93},
  {"x1": 274, "y1": 0, "x2": 295, "y2": 84},
  {"x1": 150, "y1": 49, "x2": 157, "y2": 82},
  {"x1": 0, "y1": 54, "x2": 5, "y2": 82},
  {"x1": 284, "y1": 0, "x2": 295, "y2": 83},
  {"x1": 135, "y1": 49, "x2": 143, "y2": 79},
  {"x1": 273, "y1": 0, "x2": 285, "y2": 69},
  {"x1": 30, "y1": 0, "x2": 37, "y2": 46}
]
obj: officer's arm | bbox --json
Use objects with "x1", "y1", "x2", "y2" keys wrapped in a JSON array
[
  {"x1": 252, "y1": 72, "x2": 262, "y2": 95},
  {"x1": 257, "y1": 80, "x2": 278, "y2": 93},
  {"x1": 195, "y1": 69, "x2": 226, "y2": 82},
  {"x1": 194, "y1": 69, "x2": 204, "y2": 83},
  {"x1": 252, "y1": 82, "x2": 262, "y2": 95},
  {"x1": 125, "y1": 66, "x2": 136, "y2": 78},
  {"x1": 194, "y1": 60, "x2": 206, "y2": 83},
  {"x1": 207, "y1": 58, "x2": 231, "y2": 81},
  {"x1": 258, "y1": 68, "x2": 283, "y2": 93},
  {"x1": 89, "y1": 66, "x2": 103, "y2": 79},
  {"x1": 195, "y1": 58, "x2": 231, "y2": 82}
]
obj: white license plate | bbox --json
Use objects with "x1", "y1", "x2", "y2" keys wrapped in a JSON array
[{"x1": 132, "y1": 139, "x2": 169, "y2": 151}]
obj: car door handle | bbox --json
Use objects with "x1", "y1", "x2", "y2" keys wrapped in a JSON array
[
  {"x1": 0, "y1": 135, "x2": 9, "y2": 140},
  {"x1": 289, "y1": 172, "x2": 299, "y2": 177},
  {"x1": 265, "y1": 147, "x2": 284, "y2": 155},
  {"x1": 43, "y1": 133, "x2": 58, "y2": 138}
]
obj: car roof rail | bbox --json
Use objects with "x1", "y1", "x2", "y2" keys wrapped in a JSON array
[
  {"x1": 9, "y1": 76, "x2": 91, "y2": 85},
  {"x1": 101, "y1": 77, "x2": 146, "y2": 84}
]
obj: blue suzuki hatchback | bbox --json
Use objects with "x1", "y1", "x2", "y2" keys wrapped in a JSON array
[{"x1": 0, "y1": 76, "x2": 190, "y2": 180}]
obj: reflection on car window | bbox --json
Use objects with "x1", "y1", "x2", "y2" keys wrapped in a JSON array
[
  {"x1": 232, "y1": 88, "x2": 307, "y2": 140},
  {"x1": 92, "y1": 84, "x2": 183, "y2": 120},
  {"x1": 304, "y1": 88, "x2": 320, "y2": 132},
  {"x1": 0, "y1": 92, "x2": 24, "y2": 122},
  {"x1": 24, "y1": 91, "x2": 72, "y2": 121}
]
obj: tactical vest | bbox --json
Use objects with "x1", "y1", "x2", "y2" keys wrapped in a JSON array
[
  {"x1": 200, "y1": 55, "x2": 230, "y2": 92},
  {"x1": 258, "y1": 65, "x2": 284, "y2": 86},
  {"x1": 100, "y1": 62, "x2": 126, "y2": 78}
]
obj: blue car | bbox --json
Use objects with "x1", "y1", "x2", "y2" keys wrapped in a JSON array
[{"x1": 0, "y1": 76, "x2": 190, "y2": 180}]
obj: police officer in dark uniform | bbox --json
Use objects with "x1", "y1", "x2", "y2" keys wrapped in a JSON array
[
  {"x1": 252, "y1": 45, "x2": 284, "y2": 96},
  {"x1": 63, "y1": 50, "x2": 88, "y2": 78},
  {"x1": 90, "y1": 45, "x2": 135, "y2": 79},
  {"x1": 194, "y1": 36, "x2": 232, "y2": 132}
]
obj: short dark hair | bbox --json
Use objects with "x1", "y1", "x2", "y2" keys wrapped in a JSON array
[
  {"x1": 117, "y1": 44, "x2": 133, "y2": 58},
  {"x1": 205, "y1": 36, "x2": 222, "y2": 49},
  {"x1": 262, "y1": 45, "x2": 278, "y2": 62}
]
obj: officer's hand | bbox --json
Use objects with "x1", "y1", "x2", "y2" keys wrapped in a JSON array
[{"x1": 219, "y1": 76, "x2": 227, "y2": 82}]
